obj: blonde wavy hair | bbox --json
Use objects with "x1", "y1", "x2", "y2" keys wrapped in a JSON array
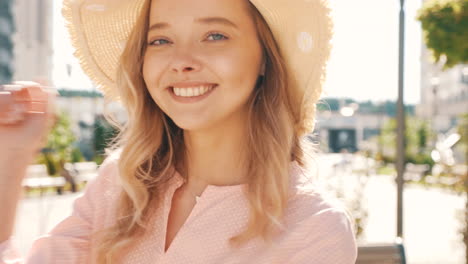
[{"x1": 95, "y1": 0, "x2": 315, "y2": 262}]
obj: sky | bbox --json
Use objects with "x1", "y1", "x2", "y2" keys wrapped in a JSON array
[{"x1": 52, "y1": 0, "x2": 424, "y2": 104}]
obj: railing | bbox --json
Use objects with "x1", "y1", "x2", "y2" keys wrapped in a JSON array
[
  {"x1": 22, "y1": 164, "x2": 66, "y2": 194},
  {"x1": 22, "y1": 162, "x2": 99, "y2": 194}
]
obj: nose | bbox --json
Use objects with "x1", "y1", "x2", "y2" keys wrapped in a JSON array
[{"x1": 170, "y1": 49, "x2": 202, "y2": 74}]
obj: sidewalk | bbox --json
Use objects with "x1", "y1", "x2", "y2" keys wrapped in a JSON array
[
  {"x1": 316, "y1": 154, "x2": 466, "y2": 264},
  {"x1": 362, "y1": 175, "x2": 465, "y2": 264}
]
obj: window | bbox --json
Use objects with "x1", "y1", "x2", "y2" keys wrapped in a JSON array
[
  {"x1": 0, "y1": 48, "x2": 11, "y2": 65},
  {"x1": 0, "y1": 17, "x2": 12, "y2": 35}
]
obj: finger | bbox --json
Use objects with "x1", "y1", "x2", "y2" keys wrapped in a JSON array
[
  {"x1": 26, "y1": 91, "x2": 57, "y2": 137},
  {"x1": 7, "y1": 85, "x2": 57, "y2": 114},
  {"x1": 45, "y1": 89, "x2": 57, "y2": 114},
  {"x1": 12, "y1": 81, "x2": 42, "y2": 87},
  {"x1": 20, "y1": 87, "x2": 57, "y2": 122},
  {"x1": 0, "y1": 112, "x2": 26, "y2": 125},
  {"x1": 0, "y1": 91, "x2": 14, "y2": 112},
  {"x1": 0, "y1": 92, "x2": 26, "y2": 125},
  {"x1": 10, "y1": 87, "x2": 47, "y2": 113}
]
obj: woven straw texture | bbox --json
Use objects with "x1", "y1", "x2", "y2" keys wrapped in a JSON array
[{"x1": 62, "y1": 0, "x2": 334, "y2": 134}]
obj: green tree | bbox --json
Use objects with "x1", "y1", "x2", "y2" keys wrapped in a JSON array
[
  {"x1": 37, "y1": 111, "x2": 80, "y2": 175},
  {"x1": 417, "y1": 0, "x2": 468, "y2": 69},
  {"x1": 417, "y1": 122, "x2": 429, "y2": 154},
  {"x1": 93, "y1": 115, "x2": 118, "y2": 165},
  {"x1": 379, "y1": 117, "x2": 434, "y2": 165}
]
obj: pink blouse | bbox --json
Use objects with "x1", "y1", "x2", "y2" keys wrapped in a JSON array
[{"x1": 1, "y1": 153, "x2": 357, "y2": 263}]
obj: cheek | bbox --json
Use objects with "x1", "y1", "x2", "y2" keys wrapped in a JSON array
[
  {"x1": 142, "y1": 54, "x2": 166, "y2": 100},
  {"x1": 208, "y1": 47, "x2": 262, "y2": 91},
  {"x1": 142, "y1": 55, "x2": 173, "y2": 115},
  {"x1": 142, "y1": 54, "x2": 161, "y2": 88}
]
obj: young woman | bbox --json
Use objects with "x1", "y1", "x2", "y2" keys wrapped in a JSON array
[{"x1": 0, "y1": 0, "x2": 357, "y2": 263}]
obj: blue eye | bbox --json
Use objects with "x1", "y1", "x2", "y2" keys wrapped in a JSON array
[
  {"x1": 149, "y1": 39, "x2": 170, "y2": 46},
  {"x1": 207, "y1": 33, "x2": 228, "y2": 41},
  {"x1": 148, "y1": 33, "x2": 228, "y2": 46}
]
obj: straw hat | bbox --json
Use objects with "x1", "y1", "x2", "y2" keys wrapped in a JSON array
[{"x1": 62, "y1": 0, "x2": 333, "y2": 134}]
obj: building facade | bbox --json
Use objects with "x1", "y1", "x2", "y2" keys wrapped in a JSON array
[
  {"x1": 11, "y1": 0, "x2": 53, "y2": 84},
  {"x1": 0, "y1": 0, "x2": 15, "y2": 84},
  {"x1": 315, "y1": 111, "x2": 391, "y2": 154},
  {"x1": 417, "y1": 21, "x2": 468, "y2": 133}
]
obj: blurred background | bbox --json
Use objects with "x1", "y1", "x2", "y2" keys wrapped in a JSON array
[{"x1": 0, "y1": 0, "x2": 466, "y2": 263}]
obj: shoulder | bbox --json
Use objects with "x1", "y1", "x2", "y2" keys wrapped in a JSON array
[
  {"x1": 98, "y1": 148, "x2": 122, "y2": 176},
  {"x1": 288, "y1": 160, "x2": 352, "y2": 223},
  {"x1": 75, "y1": 149, "x2": 122, "y2": 217},
  {"x1": 42, "y1": 149, "x2": 124, "y2": 242},
  {"x1": 284, "y1": 163, "x2": 357, "y2": 260},
  {"x1": 88, "y1": 148, "x2": 122, "y2": 190},
  {"x1": 287, "y1": 191, "x2": 355, "y2": 238}
]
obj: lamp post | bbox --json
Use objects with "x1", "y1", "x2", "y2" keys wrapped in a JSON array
[
  {"x1": 430, "y1": 76, "x2": 440, "y2": 145},
  {"x1": 396, "y1": 0, "x2": 406, "y2": 240}
]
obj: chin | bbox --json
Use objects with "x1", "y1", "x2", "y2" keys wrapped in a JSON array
[{"x1": 171, "y1": 117, "x2": 214, "y2": 132}]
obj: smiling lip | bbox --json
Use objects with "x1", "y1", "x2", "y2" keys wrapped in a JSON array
[
  {"x1": 168, "y1": 82, "x2": 218, "y2": 104},
  {"x1": 167, "y1": 81, "x2": 218, "y2": 89}
]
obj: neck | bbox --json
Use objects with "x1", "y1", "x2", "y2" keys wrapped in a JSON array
[{"x1": 181, "y1": 114, "x2": 249, "y2": 196}]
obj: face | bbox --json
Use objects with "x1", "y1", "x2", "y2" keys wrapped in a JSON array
[{"x1": 142, "y1": 0, "x2": 264, "y2": 131}]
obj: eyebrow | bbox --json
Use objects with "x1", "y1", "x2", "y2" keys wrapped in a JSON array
[{"x1": 148, "y1": 16, "x2": 238, "y2": 32}]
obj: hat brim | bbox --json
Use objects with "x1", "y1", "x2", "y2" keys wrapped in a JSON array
[{"x1": 63, "y1": 0, "x2": 333, "y2": 132}]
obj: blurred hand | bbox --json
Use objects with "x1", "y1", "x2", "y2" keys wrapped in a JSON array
[
  {"x1": 0, "y1": 82, "x2": 57, "y2": 157},
  {"x1": 0, "y1": 82, "x2": 58, "y2": 243}
]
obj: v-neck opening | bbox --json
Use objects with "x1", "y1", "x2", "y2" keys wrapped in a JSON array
[
  {"x1": 172, "y1": 170, "x2": 248, "y2": 199},
  {"x1": 158, "y1": 161, "x2": 303, "y2": 259},
  {"x1": 162, "y1": 176, "x2": 200, "y2": 255},
  {"x1": 161, "y1": 170, "x2": 246, "y2": 255}
]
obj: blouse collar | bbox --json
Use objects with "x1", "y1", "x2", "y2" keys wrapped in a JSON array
[{"x1": 168, "y1": 160, "x2": 304, "y2": 203}]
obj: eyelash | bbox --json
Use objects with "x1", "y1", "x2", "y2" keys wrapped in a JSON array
[{"x1": 148, "y1": 32, "x2": 228, "y2": 46}]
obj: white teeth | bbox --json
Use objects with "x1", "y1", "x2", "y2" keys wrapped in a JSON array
[
  {"x1": 173, "y1": 85, "x2": 215, "y2": 97},
  {"x1": 187, "y1": 88, "x2": 194, "y2": 96}
]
